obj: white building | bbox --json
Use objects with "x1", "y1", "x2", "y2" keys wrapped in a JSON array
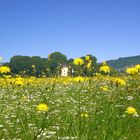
[{"x1": 61, "y1": 66, "x2": 69, "y2": 77}]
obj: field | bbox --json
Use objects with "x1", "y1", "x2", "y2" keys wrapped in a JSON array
[{"x1": 0, "y1": 75, "x2": 140, "y2": 140}]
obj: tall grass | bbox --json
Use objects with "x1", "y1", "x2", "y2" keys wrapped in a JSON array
[{"x1": 0, "y1": 76, "x2": 140, "y2": 140}]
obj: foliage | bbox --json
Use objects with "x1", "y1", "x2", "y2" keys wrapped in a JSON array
[
  {"x1": 9, "y1": 56, "x2": 47, "y2": 77},
  {"x1": 47, "y1": 52, "x2": 68, "y2": 76}
]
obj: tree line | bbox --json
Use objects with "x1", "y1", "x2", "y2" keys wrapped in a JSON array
[{"x1": 2, "y1": 52, "x2": 99, "y2": 77}]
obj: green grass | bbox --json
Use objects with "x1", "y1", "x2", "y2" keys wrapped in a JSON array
[{"x1": 0, "y1": 76, "x2": 140, "y2": 140}]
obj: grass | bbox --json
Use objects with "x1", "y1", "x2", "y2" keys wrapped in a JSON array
[{"x1": 0, "y1": 75, "x2": 140, "y2": 140}]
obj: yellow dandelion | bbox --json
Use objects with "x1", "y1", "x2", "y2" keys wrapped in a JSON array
[
  {"x1": 135, "y1": 64, "x2": 140, "y2": 71},
  {"x1": 87, "y1": 62, "x2": 92, "y2": 69},
  {"x1": 81, "y1": 113, "x2": 89, "y2": 118},
  {"x1": 126, "y1": 67, "x2": 138, "y2": 75},
  {"x1": 85, "y1": 55, "x2": 90, "y2": 61},
  {"x1": 100, "y1": 86, "x2": 109, "y2": 92},
  {"x1": 74, "y1": 77, "x2": 85, "y2": 82},
  {"x1": 37, "y1": 103, "x2": 49, "y2": 112},
  {"x1": 73, "y1": 58, "x2": 84, "y2": 66},
  {"x1": 125, "y1": 107, "x2": 138, "y2": 115},
  {"x1": 0, "y1": 66, "x2": 11, "y2": 74},
  {"x1": 15, "y1": 77, "x2": 24, "y2": 86},
  {"x1": 100, "y1": 65, "x2": 110, "y2": 73},
  {"x1": 114, "y1": 78, "x2": 126, "y2": 86}
]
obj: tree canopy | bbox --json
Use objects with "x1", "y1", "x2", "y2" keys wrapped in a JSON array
[{"x1": 3, "y1": 52, "x2": 98, "y2": 77}]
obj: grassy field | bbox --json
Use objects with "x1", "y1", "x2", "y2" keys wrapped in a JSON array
[{"x1": 0, "y1": 75, "x2": 140, "y2": 140}]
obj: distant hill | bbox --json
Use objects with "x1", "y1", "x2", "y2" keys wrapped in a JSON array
[{"x1": 107, "y1": 55, "x2": 140, "y2": 70}]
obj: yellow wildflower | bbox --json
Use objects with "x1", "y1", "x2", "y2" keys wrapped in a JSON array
[
  {"x1": 74, "y1": 77, "x2": 85, "y2": 82},
  {"x1": 135, "y1": 64, "x2": 140, "y2": 71},
  {"x1": 114, "y1": 78, "x2": 126, "y2": 86},
  {"x1": 81, "y1": 113, "x2": 89, "y2": 118},
  {"x1": 100, "y1": 86, "x2": 109, "y2": 92},
  {"x1": 73, "y1": 58, "x2": 84, "y2": 66},
  {"x1": 125, "y1": 107, "x2": 138, "y2": 115},
  {"x1": 32, "y1": 65, "x2": 36, "y2": 69},
  {"x1": 87, "y1": 62, "x2": 92, "y2": 69},
  {"x1": 100, "y1": 65, "x2": 110, "y2": 73},
  {"x1": 126, "y1": 67, "x2": 138, "y2": 75},
  {"x1": 85, "y1": 55, "x2": 90, "y2": 61},
  {"x1": 15, "y1": 77, "x2": 24, "y2": 86},
  {"x1": 37, "y1": 103, "x2": 49, "y2": 112},
  {"x1": 0, "y1": 66, "x2": 11, "y2": 74}
]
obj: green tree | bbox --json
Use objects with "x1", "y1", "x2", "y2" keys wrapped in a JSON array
[
  {"x1": 10, "y1": 55, "x2": 48, "y2": 77},
  {"x1": 10, "y1": 56, "x2": 31, "y2": 74},
  {"x1": 47, "y1": 52, "x2": 68, "y2": 75}
]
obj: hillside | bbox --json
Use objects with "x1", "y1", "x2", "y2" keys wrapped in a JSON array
[{"x1": 107, "y1": 55, "x2": 140, "y2": 70}]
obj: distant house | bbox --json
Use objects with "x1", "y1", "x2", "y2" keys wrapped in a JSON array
[
  {"x1": 61, "y1": 65, "x2": 69, "y2": 77},
  {"x1": 61, "y1": 64, "x2": 73, "y2": 77}
]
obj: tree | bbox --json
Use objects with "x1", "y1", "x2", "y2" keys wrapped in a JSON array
[
  {"x1": 30, "y1": 56, "x2": 48, "y2": 76},
  {"x1": 10, "y1": 55, "x2": 48, "y2": 77},
  {"x1": 10, "y1": 56, "x2": 31, "y2": 74},
  {"x1": 47, "y1": 52, "x2": 68, "y2": 75}
]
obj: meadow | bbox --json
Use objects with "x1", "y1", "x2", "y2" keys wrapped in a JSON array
[{"x1": 0, "y1": 74, "x2": 140, "y2": 140}]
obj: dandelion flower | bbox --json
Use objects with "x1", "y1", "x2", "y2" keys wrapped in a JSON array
[
  {"x1": 81, "y1": 113, "x2": 89, "y2": 118},
  {"x1": 125, "y1": 107, "x2": 138, "y2": 116},
  {"x1": 135, "y1": 64, "x2": 140, "y2": 71},
  {"x1": 74, "y1": 77, "x2": 85, "y2": 82},
  {"x1": 114, "y1": 78, "x2": 126, "y2": 86},
  {"x1": 87, "y1": 62, "x2": 92, "y2": 69},
  {"x1": 15, "y1": 77, "x2": 24, "y2": 86},
  {"x1": 126, "y1": 67, "x2": 138, "y2": 75},
  {"x1": 0, "y1": 66, "x2": 11, "y2": 74},
  {"x1": 100, "y1": 65, "x2": 110, "y2": 73},
  {"x1": 73, "y1": 58, "x2": 84, "y2": 66},
  {"x1": 37, "y1": 103, "x2": 49, "y2": 112},
  {"x1": 85, "y1": 55, "x2": 90, "y2": 61}
]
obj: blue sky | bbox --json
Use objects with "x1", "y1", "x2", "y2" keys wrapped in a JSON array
[{"x1": 0, "y1": 0, "x2": 140, "y2": 62}]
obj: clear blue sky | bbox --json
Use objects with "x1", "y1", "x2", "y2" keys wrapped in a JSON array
[{"x1": 0, "y1": 0, "x2": 140, "y2": 62}]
